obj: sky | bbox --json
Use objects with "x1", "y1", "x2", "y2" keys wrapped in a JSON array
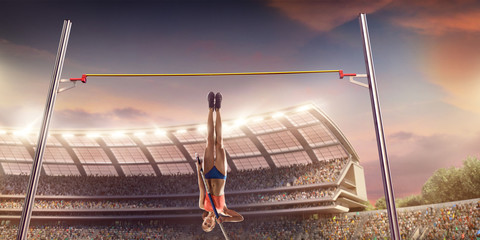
[{"x1": 1, "y1": 0, "x2": 480, "y2": 203}]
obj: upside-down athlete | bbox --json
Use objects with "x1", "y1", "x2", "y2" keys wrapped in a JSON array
[{"x1": 196, "y1": 92, "x2": 244, "y2": 232}]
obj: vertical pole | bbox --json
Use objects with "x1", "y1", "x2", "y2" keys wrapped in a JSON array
[
  {"x1": 16, "y1": 19, "x2": 72, "y2": 240},
  {"x1": 359, "y1": 13, "x2": 401, "y2": 240}
]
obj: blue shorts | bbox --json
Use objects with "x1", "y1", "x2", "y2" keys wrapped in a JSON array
[{"x1": 205, "y1": 166, "x2": 226, "y2": 180}]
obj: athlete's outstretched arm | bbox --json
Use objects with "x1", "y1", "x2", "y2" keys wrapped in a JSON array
[{"x1": 196, "y1": 159, "x2": 206, "y2": 209}]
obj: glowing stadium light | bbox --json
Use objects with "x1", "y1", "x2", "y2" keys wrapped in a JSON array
[
  {"x1": 155, "y1": 129, "x2": 166, "y2": 136},
  {"x1": 176, "y1": 129, "x2": 187, "y2": 134},
  {"x1": 134, "y1": 132, "x2": 145, "y2": 136},
  {"x1": 250, "y1": 116, "x2": 264, "y2": 122},
  {"x1": 272, "y1": 112, "x2": 284, "y2": 118},
  {"x1": 86, "y1": 133, "x2": 100, "y2": 138},
  {"x1": 196, "y1": 125, "x2": 207, "y2": 132},
  {"x1": 222, "y1": 123, "x2": 232, "y2": 132},
  {"x1": 111, "y1": 131, "x2": 125, "y2": 138},
  {"x1": 62, "y1": 133, "x2": 74, "y2": 138},
  {"x1": 0, "y1": 130, "x2": 6, "y2": 135},
  {"x1": 233, "y1": 118, "x2": 247, "y2": 127},
  {"x1": 13, "y1": 130, "x2": 29, "y2": 137},
  {"x1": 296, "y1": 104, "x2": 312, "y2": 112}
]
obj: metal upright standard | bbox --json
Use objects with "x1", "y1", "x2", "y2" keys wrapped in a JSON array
[
  {"x1": 196, "y1": 153, "x2": 230, "y2": 240},
  {"x1": 16, "y1": 20, "x2": 72, "y2": 240},
  {"x1": 359, "y1": 13, "x2": 401, "y2": 240}
]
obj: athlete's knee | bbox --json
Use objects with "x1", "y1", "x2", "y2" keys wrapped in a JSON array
[
  {"x1": 216, "y1": 145, "x2": 225, "y2": 153},
  {"x1": 207, "y1": 136, "x2": 215, "y2": 145},
  {"x1": 215, "y1": 137, "x2": 223, "y2": 146}
]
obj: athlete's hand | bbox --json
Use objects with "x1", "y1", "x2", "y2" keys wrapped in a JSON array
[
  {"x1": 216, "y1": 216, "x2": 225, "y2": 224},
  {"x1": 196, "y1": 159, "x2": 202, "y2": 170},
  {"x1": 195, "y1": 153, "x2": 202, "y2": 169}
]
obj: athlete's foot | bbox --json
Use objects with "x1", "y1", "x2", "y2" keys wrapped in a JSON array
[
  {"x1": 215, "y1": 92, "x2": 222, "y2": 110},
  {"x1": 208, "y1": 91, "x2": 215, "y2": 109}
]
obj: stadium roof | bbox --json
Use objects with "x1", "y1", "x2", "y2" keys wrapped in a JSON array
[{"x1": 0, "y1": 104, "x2": 359, "y2": 176}]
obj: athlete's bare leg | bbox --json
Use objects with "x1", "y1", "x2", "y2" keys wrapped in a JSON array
[
  {"x1": 204, "y1": 93, "x2": 215, "y2": 173},
  {"x1": 214, "y1": 93, "x2": 227, "y2": 175}
]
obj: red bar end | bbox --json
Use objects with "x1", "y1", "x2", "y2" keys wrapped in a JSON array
[
  {"x1": 70, "y1": 74, "x2": 87, "y2": 83},
  {"x1": 339, "y1": 70, "x2": 356, "y2": 79}
]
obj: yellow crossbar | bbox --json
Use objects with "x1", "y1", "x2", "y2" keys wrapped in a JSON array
[
  {"x1": 69, "y1": 70, "x2": 344, "y2": 83},
  {"x1": 89, "y1": 70, "x2": 340, "y2": 77}
]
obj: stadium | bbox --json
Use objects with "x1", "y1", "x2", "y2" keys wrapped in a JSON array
[
  {"x1": 1, "y1": 104, "x2": 479, "y2": 239},
  {"x1": 0, "y1": 104, "x2": 368, "y2": 236},
  {"x1": 2, "y1": 3, "x2": 480, "y2": 238}
]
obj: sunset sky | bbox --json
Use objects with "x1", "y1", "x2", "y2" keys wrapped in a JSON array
[{"x1": 1, "y1": 0, "x2": 480, "y2": 203}]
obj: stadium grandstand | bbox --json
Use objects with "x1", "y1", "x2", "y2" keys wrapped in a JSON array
[
  {"x1": 1, "y1": 104, "x2": 479, "y2": 239},
  {"x1": 1, "y1": 104, "x2": 368, "y2": 238}
]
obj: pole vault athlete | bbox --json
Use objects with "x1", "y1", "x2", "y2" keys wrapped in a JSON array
[{"x1": 196, "y1": 92, "x2": 244, "y2": 233}]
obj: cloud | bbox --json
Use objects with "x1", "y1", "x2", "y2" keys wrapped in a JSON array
[
  {"x1": 50, "y1": 94, "x2": 201, "y2": 129},
  {"x1": 51, "y1": 107, "x2": 154, "y2": 129},
  {"x1": 52, "y1": 108, "x2": 114, "y2": 129},
  {"x1": 267, "y1": 0, "x2": 392, "y2": 32},
  {"x1": 113, "y1": 107, "x2": 148, "y2": 119},
  {"x1": 383, "y1": 1, "x2": 480, "y2": 114},
  {"x1": 0, "y1": 38, "x2": 112, "y2": 78},
  {"x1": 0, "y1": 38, "x2": 54, "y2": 60},
  {"x1": 421, "y1": 35, "x2": 480, "y2": 114},
  {"x1": 393, "y1": 10, "x2": 480, "y2": 35},
  {"x1": 390, "y1": 0, "x2": 480, "y2": 35},
  {"x1": 389, "y1": 131, "x2": 414, "y2": 141}
]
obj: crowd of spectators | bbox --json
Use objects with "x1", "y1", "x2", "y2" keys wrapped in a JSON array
[
  {"x1": 1, "y1": 199, "x2": 478, "y2": 239},
  {"x1": 0, "y1": 222, "x2": 196, "y2": 240},
  {"x1": 0, "y1": 188, "x2": 336, "y2": 210},
  {"x1": 357, "y1": 200, "x2": 480, "y2": 240},
  {"x1": 229, "y1": 187, "x2": 336, "y2": 205},
  {"x1": 358, "y1": 212, "x2": 393, "y2": 239},
  {"x1": 358, "y1": 210, "x2": 428, "y2": 239},
  {"x1": 0, "y1": 158, "x2": 349, "y2": 196},
  {"x1": 228, "y1": 158, "x2": 348, "y2": 191},
  {"x1": 418, "y1": 201, "x2": 479, "y2": 239}
]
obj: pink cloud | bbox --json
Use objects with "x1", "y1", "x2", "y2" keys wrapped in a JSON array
[
  {"x1": 267, "y1": 0, "x2": 392, "y2": 32},
  {"x1": 421, "y1": 35, "x2": 480, "y2": 114},
  {"x1": 0, "y1": 38, "x2": 55, "y2": 60},
  {"x1": 392, "y1": 9, "x2": 480, "y2": 35},
  {"x1": 385, "y1": 1, "x2": 480, "y2": 114}
]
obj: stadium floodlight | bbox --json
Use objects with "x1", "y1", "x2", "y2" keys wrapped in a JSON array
[
  {"x1": 155, "y1": 129, "x2": 166, "y2": 135},
  {"x1": 13, "y1": 130, "x2": 29, "y2": 137},
  {"x1": 176, "y1": 129, "x2": 187, "y2": 134},
  {"x1": 222, "y1": 123, "x2": 232, "y2": 132},
  {"x1": 86, "y1": 133, "x2": 100, "y2": 138},
  {"x1": 61, "y1": 133, "x2": 74, "y2": 138},
  {"x1": 111, "y1": 131, "x2": 125, "y2": 138},
  {"x1": 134, "y1": 131, "x2": 145, "y2": 136},
  {"x1": 272, "y1": 112, "x2": 284, "y2": 118},
  {"x1": 250, "y1": 116, "x2": 264, "y2": 122},
  {"x1": 0, "y1": 130, "x2": 6, "y2": 135},
  {"x1": 196, "y1": 125, "x2": 207, "y2": 132},
  {"x1": 296, "y1": 104, "x2": 312, "y2": 112},
  {"x1": 234, "y1": 118, "x2": 247, "y2": 127}
]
